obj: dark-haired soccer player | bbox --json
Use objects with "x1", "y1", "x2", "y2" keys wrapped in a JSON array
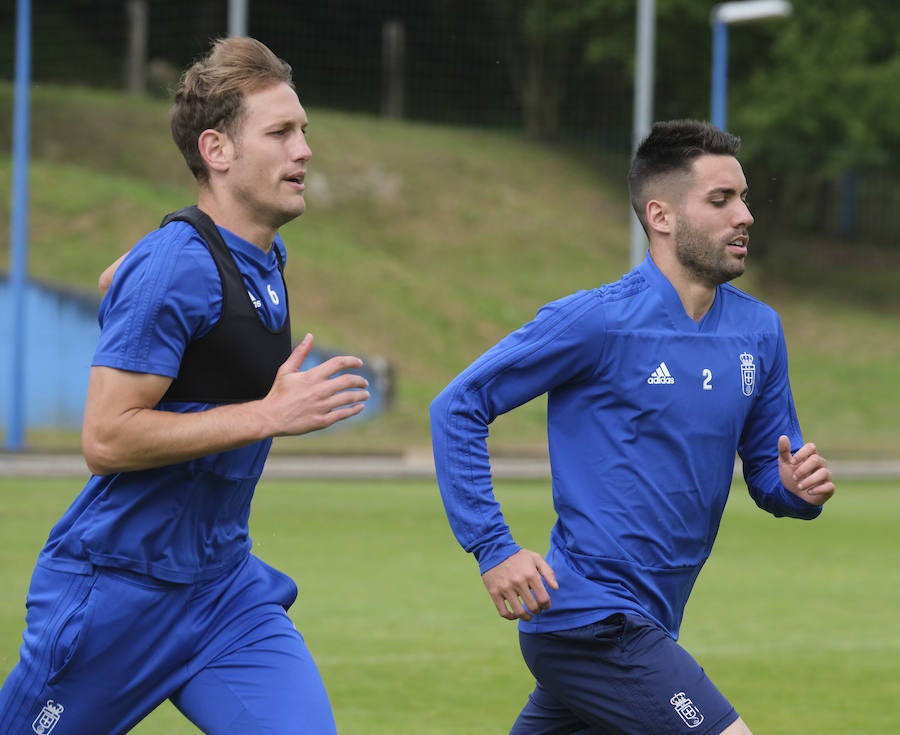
[
  {"x1": 0, "y1": 37, "x2": 369, "y2": 734},
  {"x1": 431, "y1": 119, "x2": 835, "y2": 735}
]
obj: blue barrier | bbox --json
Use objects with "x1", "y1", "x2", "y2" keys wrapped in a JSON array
[{"x1": 0, "y1": 276, "x2": 391, "y2": 433}]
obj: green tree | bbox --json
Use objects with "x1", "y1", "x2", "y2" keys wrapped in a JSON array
[
  {"x1": 729, "y1": 1, "x2": 900, "y2": 241},
  {"x1": 485, "y1": 0, "x2": 598, "y2": 140},
  {"x1": 733, "y1": 1, "x2": 900, "y2": 177},
  {"x1": 483, "y1": 0, "x2": 717, "y2": 140}
]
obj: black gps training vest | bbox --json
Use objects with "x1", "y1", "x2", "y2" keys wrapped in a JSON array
[{"x1": 160, "y1": 206, "x2": 292, "y2": 404}]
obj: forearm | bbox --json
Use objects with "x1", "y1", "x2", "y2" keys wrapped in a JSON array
[
  {"x1": 82, "y1": 348, "x2": 368, "y2": 476},
  {"x1": 82, "y1": 399, "x2": 275, "y2": 475},
  {"x1": 430, "y1": 387, "x2": 520, "y2": 569}
]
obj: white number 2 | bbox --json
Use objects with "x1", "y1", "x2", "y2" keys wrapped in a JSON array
[{"x1": 702, "y1": 368, "x2": 713, "y2": 391}]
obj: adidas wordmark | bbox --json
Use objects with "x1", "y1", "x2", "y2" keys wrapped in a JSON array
[{"x1": 647, "y1": 362, "x2": 675, "y2": 385}]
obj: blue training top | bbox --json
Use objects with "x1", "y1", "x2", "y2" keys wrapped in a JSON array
[
  {"x1": 39, "y1": 219, "x2": 289, "y2": 583},
  {"x1": 430, "y1": 254, "x2": 821, "y2": 638}
]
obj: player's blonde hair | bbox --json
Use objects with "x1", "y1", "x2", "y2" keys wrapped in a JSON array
[{"x1": 170, "y1": 37, "x2": 295, "y2": 183}]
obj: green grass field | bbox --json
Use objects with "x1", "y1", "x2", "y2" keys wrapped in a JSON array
[{"x1": 1, "y1": 475, "x2": 897, "y2": 734}]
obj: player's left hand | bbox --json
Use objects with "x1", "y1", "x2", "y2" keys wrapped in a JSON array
[
  {"x1": 777, "y1": 435, "x2": 835, "y2": 506},
  {"x1": 481, "y1": 549, "x2": 558, "y2": 622}
]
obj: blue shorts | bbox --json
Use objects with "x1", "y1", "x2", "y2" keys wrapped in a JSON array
[
  {"x1": 0, "y1": 555, "x2": 337, "y2": 735},
  {"x1": 510, "y1": 614, "x2": 739, "y2": 735}
]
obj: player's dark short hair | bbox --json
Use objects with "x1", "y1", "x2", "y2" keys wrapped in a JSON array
[{"x1": 628, "y1": 120, "x2": 742, "y2": 230}]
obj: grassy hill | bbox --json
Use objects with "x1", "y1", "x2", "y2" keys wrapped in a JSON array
[{"x1": 1, "y1": 84, "x2": 897, "y2": 458}]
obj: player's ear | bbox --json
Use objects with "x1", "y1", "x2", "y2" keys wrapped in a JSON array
[
  {"x1": 646, "y1": 199, "x2": 674, "y2": 236},
  {"x1": 198, "y1": 128, "x2": 231, "y2": 174}
]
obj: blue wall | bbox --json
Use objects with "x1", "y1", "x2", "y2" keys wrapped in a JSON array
[
  {"x1": 0, "y1": 277, "x2": 391, "y2": 433},
  {"x1": 0, "y1": 277, "x2": 99, "y2": 429}
]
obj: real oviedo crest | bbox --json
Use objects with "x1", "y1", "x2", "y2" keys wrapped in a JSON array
[
  {"x1": 670, "y1": 691, "x2": 704, "y2": 728},
  {"x1": 739, "y1": 352, "x2": 756, "y2": 397},
  {"x1": 32, "y1": 700, "x2": 64, "y2": 734}
]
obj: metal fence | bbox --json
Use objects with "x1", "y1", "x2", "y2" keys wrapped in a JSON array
[
  {"x1": 0, "y1": 0, "x2": 896, "y2": 243},
  {"x1": 0, "y1": 1, "x2": 633, "y2": 145}
]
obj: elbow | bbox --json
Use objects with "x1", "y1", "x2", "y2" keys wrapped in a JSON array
[
  {"x1": 82, "y1": 442, "x2": 114, "y2": 477},
  {"x1": 81, "y1": 427, "x2": 123, "y2": 476}
]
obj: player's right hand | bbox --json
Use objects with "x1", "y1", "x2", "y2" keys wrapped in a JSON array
[{"x1": 265, "y1": 333, "x2": 370, "y2": 436}]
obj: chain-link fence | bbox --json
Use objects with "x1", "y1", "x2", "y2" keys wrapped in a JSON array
[
  {"x1": 0, "y1": 1, "x2": 633, "y2": 146},
  {"x1": 1, "y1": 0, "x2": 897, "y2": 243}
]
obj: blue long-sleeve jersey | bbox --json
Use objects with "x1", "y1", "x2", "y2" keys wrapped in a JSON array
[{"x1": 430, "y1": 255, "x2": 821, "y2": 638}]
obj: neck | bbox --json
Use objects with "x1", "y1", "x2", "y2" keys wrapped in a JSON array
[
  {"x1": 196, "y1": 189, "x2": 277, "y2": 251},
  {"x1": 674, "y1": 279, "x2": 716, "y2": 321},
  {"x1": 648, "y1": 248, "x2": 716, "y2": 322}
]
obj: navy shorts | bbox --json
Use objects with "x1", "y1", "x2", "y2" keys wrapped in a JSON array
[
  {"x1": 0, "y1": 555, "x2": 337, "y2": 735},
  {"x1": 510, "y1": 613, "x2": 739, "y2": 735}
]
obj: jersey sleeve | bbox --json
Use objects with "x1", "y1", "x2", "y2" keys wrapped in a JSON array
[
  {"x1": 92, "y1": 224, "x2": 222, "y2": 379},
  {"x1": 430, "y1": 291, "x2": 604, "y2": 573},
  {"x1": 737, "y1": 320, "x2": 822, "y2": 520}
]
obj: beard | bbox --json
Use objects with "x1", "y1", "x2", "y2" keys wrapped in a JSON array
[{"x1": 674, "y1": 218, "x2": 746, "y2": 287}]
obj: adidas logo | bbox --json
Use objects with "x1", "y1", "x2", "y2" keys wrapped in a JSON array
[{"x1": 647, "y1": 361, "x2": 675, "y2": 385}]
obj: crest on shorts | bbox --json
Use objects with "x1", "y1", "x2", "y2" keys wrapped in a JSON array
[
  {"x1": 670, "y1": 691, "x2": 704, "y2": 728},
  {"x1": 32, "y1": 700, "x2": 64, "y2": 734},
  {"x1": 739, "y1": 352, "x2": 756, "y2": 397}
]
